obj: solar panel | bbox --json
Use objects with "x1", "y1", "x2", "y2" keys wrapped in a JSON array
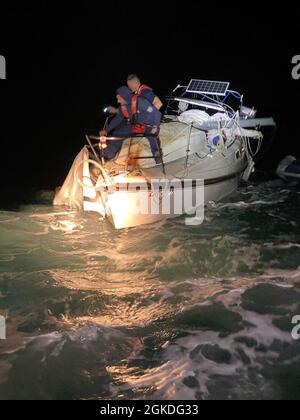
[{"x1": 186, "y1": 79, "x2": 230, "y2": 96}]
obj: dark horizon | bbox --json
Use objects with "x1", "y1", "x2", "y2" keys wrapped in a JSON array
[{"x1": 1, "y1": 4, "x2": 300, "y2": 192}]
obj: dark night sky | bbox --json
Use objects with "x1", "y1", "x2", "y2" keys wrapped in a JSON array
[{"x1": 1, "y1": 3, "x2": 300, "y2": 194}]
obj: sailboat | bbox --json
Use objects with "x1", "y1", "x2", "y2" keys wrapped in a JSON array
[{"x1": 54, "y1": 79, "x2": 276, "y2": 229}]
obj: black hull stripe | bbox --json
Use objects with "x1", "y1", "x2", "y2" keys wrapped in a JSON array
[{"x1": 204, "y1": 164, "x2": 248, "y2": 186}]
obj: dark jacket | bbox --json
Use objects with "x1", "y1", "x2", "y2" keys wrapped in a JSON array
[{"x1": 107, "y1": 87, "x2": 162, "y2": 134}]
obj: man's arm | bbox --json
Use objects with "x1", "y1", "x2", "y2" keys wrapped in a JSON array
[
  {"x1": 153, "y1": 96, "x2": 163, "y2": 111},
  {"x1": 141, "y1": 90, "x2": 163, "y2": 111},
  {"x1": 100, "y1": 111, "x2": 124, "y2": 136},
  {"x1": 106, "y1": 106, "x2": 118, "y2": 115}
]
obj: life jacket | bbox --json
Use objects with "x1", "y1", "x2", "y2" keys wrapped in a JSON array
[
  {"x1": 133, "y1": 85, "x2": 154, "y2": 133},
  {"x1": 132, "y1": 85, "x2": 152, "y2": 113},
  {"x1": 120, "y1": 85, "x2": 153, "y2": 134},
  {"x1": 137, "y1": 84, "x2": 153, "y2": 96}
]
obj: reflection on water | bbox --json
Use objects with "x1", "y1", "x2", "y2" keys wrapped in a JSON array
[{"x1": 0, "y1": 181, "x2": 300, "y2": 400}]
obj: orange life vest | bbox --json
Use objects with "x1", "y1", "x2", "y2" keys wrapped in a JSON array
[{"x1": 121, "y1": 85, "x2": 153, "y2": 134}]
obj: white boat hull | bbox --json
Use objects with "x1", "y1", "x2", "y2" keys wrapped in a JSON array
[
  {"x1": 54, "y1": 115, "x2": 260, "y2": 230},
  {"x1": 104, "y1": 172, "x2": 242, "y2": 229},
  {"x1": 90, "y1": 144, "x2": 249, "y2": 229}
]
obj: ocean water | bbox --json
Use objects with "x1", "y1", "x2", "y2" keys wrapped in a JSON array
[{"x1": 0, "y1": 180, "x2": 300, "y2": 400}]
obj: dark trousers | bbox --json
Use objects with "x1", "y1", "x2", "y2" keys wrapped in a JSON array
[{"x1": 103, "y1": 127, "x2": 159, "y2": 161}]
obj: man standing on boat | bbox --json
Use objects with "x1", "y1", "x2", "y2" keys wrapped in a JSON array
[
  {"x1": 105, "y1": 74, "x2": 163, "y2": 114},
  {"x1": 127, "y1": 74, "x2": 163, "y2": 111},
  {"x1": 99, "y1": 86, "x2": 162, "y2": 163}
]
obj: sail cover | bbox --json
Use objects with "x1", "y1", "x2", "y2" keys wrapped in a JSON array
[{"x1": 53, "y1": 147, "x2": 89, "y2": 209}]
